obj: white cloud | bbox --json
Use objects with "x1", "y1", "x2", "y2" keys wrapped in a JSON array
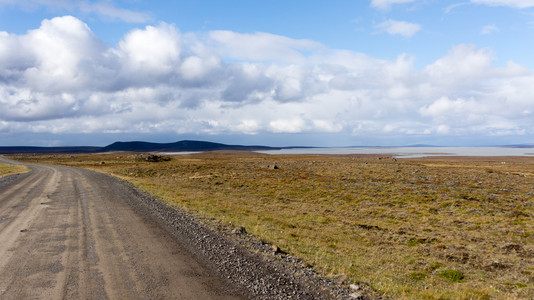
[
  {"x1": 444, "y1": 2, "x2": 470, "y2": 13},
  {"x1": 0, "y1": 15, "x2": 117, "y2": 103},
  {"x1": 371, "y1": 0, "x2": 416, "y2": 10},
  {"x1": 424, "y1": 44, "x2": 493, "y2": 85},
  {"x1": 471, "y1": 0, "x2": 534, "y2": 8},
  {"x1": 1, "y1": 16, "x2": 534, "y2": 145},
  {"x1": 179, "y1": 55, "x2": 221, "y2": 82},
  {"x1": 419, "y1": 97, "x2": 479, "y2": 118},
  {"x1": 269, "y1": 119, "x2": 307, "y2": 133},
  {"x1": 481, "y1": 25, "x2": 499, "y2": 34},
  {"x1": 376, "y1": 19, "x2": 421, "y2": 37},
  {"x1": 208, "y1": 30, "x2": 324, "y2": 64},
  {"x1": 118, "y1": 23, "x2": 181, "y2": 76},
  {"x1": 234, "y1": 120, "x2": 261, "y2": 134},
  {"x1": 77, "y1": 1, "x2": 150, "y2": 23},
  {"x1": 436, "y1": 124, "x2": 451, "y2": 134},
  {"x1": 0, "y1": 0, "x2": 150, "y2": 22},
  {"x1": 312, "y1": 120, "x2": 344, "y2": 132}
]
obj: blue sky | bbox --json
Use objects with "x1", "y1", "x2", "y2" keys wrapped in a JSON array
[{"x1": 1, "y1": 0, "x2": 534, "y2": 147}]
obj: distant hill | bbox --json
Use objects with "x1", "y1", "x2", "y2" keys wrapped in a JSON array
[
  {"x1": 0, "y1": 140, "x2": 280, "y2": 154},
  {"x1": 0, "y1": 146, "x2": 101, "y2": 154},
  {"x1": 503, "y1": 144, "x2": 534, "y2": 148},
  {"x1": 100, "y1": 140, "x2": 280, "y2": 152}
]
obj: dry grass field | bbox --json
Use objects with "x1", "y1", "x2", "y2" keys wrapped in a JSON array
[
  {"x1": 10, "y1": 152, "x2": 534, "y2": 299},
  {"x1": 0, "y1": 161, "x2": 29, "y2": 177}
]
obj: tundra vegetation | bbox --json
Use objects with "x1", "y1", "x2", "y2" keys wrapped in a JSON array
[
  {"x1": 0, "y1": 161, "x2": 29, "y2": 177},
  {"x1": 10, "y1": 152, "x2": 534, "y2": 299}
]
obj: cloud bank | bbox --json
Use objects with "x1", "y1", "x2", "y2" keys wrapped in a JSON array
[{"x1": 1, "y1": 16, "x2": 534, "y2": 145}]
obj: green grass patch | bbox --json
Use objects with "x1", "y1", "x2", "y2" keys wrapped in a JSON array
[{"x1": 439, "y1": 269, "x2": 464, "y2": 282}]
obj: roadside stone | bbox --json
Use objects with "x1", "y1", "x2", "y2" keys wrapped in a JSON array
[
  {"x1": 349, "y1": 284, "x2": 360, "y2": 291},
  {"x1": 231, "y1": 226, "x2": 247, "y2": 235},
  {"x1": 146, "y1": 154, "x2": 162, "y2": 162},
  {"x1": 334, "y1": 273, "x2": 348, "y2": 284},
  {"x1": 350, "y1": 292, "x2": 363, "y2": 299}
]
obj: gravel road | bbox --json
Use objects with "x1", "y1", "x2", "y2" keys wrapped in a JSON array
[
  {"x1": 0, "y1": 157, "x2": 355, "y2": 300},
  {"x1": 0, "y1": 157, "x2": 246, "y2": 299}
]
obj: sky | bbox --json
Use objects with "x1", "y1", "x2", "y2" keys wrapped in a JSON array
[{"x1": 1, "y1": 0, "x2": 534, "y2": 147}]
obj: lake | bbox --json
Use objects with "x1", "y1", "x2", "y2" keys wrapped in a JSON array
[{"x1": 254, "y1": 147, "x2": 534, "y2": 158}]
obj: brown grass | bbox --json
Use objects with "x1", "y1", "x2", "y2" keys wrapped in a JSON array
[
  {"x1": 0, "y1": 161, "x2": 29, "y2": 177},
  {"x1": 10, "y1": 152, "x2": 534, "y2": 299}
]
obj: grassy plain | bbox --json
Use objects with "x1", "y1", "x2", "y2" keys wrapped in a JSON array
[
  {"x1": 10, "y1": 152, "x2": 534, "y2": 299},
  {"x1": 0, "y1": 161, "x2": 29, "y2": 177}
]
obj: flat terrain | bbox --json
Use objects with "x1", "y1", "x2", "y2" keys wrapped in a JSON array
[
  {"x1": 0, "y1": 161, "x2": 28, "y2": 177},
  {"x1": 0, "y1": 157, "x2": 244, "y2": 299},
  {"x1": 9, "y1": 152, "x2": 534, "y2": 299}
]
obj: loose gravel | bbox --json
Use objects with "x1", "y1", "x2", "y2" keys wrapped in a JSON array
[
  {"x1": 94, "y1": 171, "x2": 366, "y2": 299},
  {"x1": 0, "y1": 160, "x2": 371, "y2": 299}
]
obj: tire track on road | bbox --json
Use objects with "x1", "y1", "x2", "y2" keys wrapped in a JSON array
[
  {"x1": 0, "y1": 165, "x2": 60, "y2": 297},
  {"x1": 0, "y1": 162, "x2": 244, "y2": 299}
]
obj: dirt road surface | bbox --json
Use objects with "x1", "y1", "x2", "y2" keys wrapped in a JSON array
[{"x1": 0, "y1": 157, "x2": 244, "y2": 299}]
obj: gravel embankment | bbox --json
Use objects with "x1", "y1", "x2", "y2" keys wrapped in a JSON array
[{"x1": 94, "y1": 171, "x2": 366, "y2": 299}]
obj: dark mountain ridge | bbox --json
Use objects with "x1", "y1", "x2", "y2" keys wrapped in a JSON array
[
  {"x1": 100, "y1": 140, "x2": 280, "y2": 152},
  {"x1": 0, "y1": 140, "x2": 280, "y2": 154}
]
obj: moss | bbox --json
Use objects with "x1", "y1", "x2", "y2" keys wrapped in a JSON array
[{"x1": 439, "y1": 269, "x2": 464, "y2": 282}]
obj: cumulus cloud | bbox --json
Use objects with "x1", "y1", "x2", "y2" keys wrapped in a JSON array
[
  {"x1": 118, "y1": 23, "x2": 181, "y2": 77},
  {"x1": 424, "y1": 44, "x2": 493, "y2": 86},
  {"x1": 1, "y1": 15, "x2": 534, "y2": 145},
  {"x1": 376, "y1": 19, "x2": 421, "y2": 37},
  {"x1": 21, "y1": 16, "x2": 112, "y2": 91},
  {"x1": 419, "y1": 97, "x2": 481, "y2": 119},
  {"x1": 370, "y1": 0, "x2": 416, "y2": 11},
  {"x1": 471, "y1": 0, "x2": 534, "y2": 8}
]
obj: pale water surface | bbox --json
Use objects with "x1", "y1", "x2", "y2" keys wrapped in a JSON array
[{"x1": 255, "y1": 147, "x2": 534, "y2": 158}]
